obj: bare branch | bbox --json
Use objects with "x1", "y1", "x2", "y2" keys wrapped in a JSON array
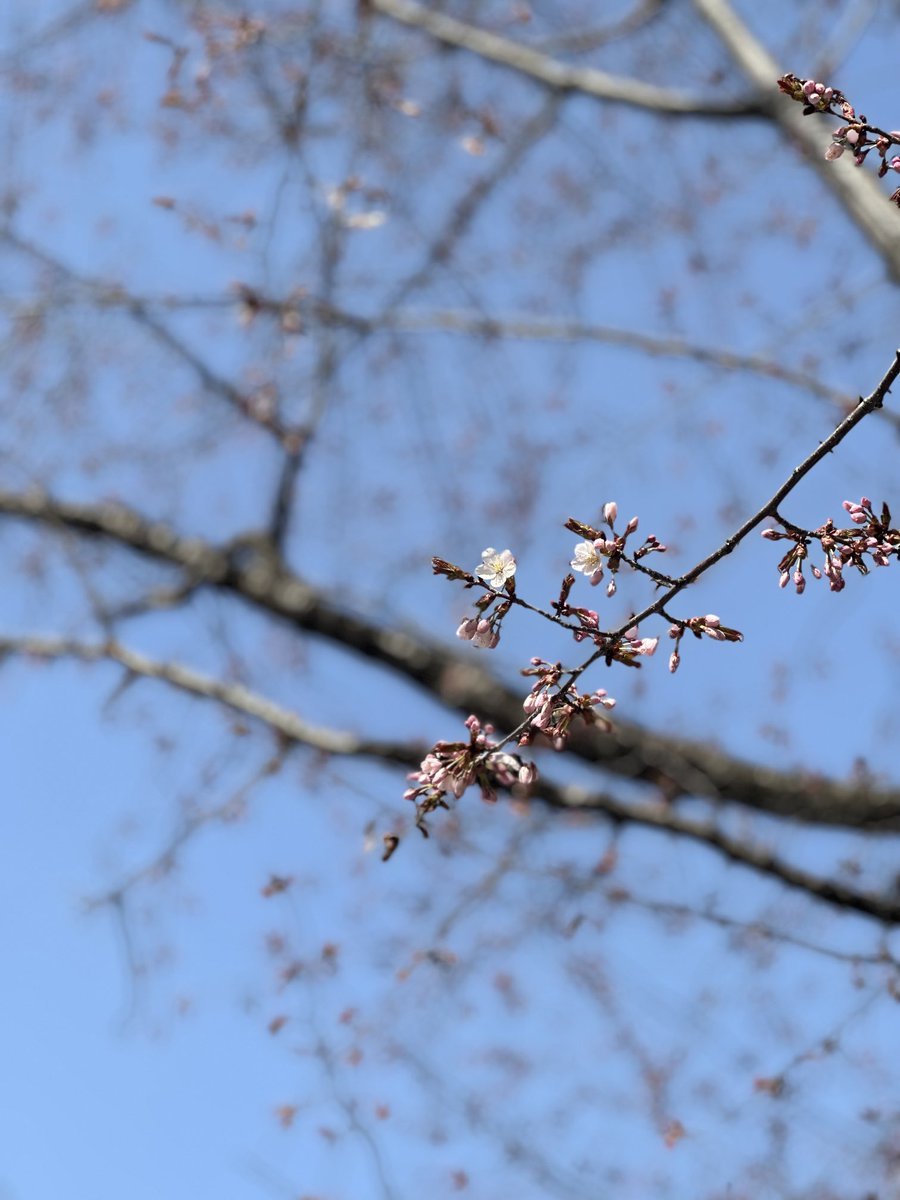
[
  {"x1": 579, "y1": 886, "x2": 900, "y2": 970},
  {"x1": 0, "y1": 229, "x2": 291, "y2": 441},
  {"x1": 0, "y1": 633, "x2": 418, "y2": 766},
  {"x1": 369, "y1": 307, "x2": 863, "y2": 415},
  {"x1": 369, "y1": 0, "x2": 758, "y2": 118},
  {"x1": 528, "y1": 0, "x2": 670, "y2": 55},
  {"x1": 535, "y1": 775, "x2": 900, "y2": 924},
  {"x1": 381, "y1": 93, "x2": 563, "y2": 312}
]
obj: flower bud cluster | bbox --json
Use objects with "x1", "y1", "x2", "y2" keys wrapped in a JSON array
[
  {"x1": 801, "y1": 78, "x2": 837, "y2": 108},
  {"x1": 550, "y1": 590, "x2": 603, "y2": 644},
  {"x1": 404, "y1": 714, "x2": 537, "y2": 831},
  {"x1": 520, "y1": 658, "x2": 616, "y2": 751},
  {"x1": 456, "y1": 616, "x2": 501, "y2": 649},
  {"x1": 777, "y1": 74, "x2": 900, "y2": 202},
  {"x1": 666, "y1": 614, "x2": 743, "y2": 673},
  {"x1": 777, "y1": 73, "x2": 847, "y2": 114},
  {"x1": 762, "y1": 498, "x2": 900, "y2": 594}
]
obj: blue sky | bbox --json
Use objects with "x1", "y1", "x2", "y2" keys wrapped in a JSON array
[{"x1": 4, "y1": 1, "x2": 900, "y2": 1197}]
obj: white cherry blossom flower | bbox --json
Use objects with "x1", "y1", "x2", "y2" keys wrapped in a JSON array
[
  {"x1": 571, "y1": 540, "x2": 606, "y2": 585},
  {"x1": 476, "y1": 547, "x2": 516, "y2": 589}
]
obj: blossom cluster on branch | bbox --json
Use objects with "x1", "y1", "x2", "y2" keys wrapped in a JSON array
[
  {"x1": 414, "y1": 504, "x2": 734, "y2": 832},
  {"x1": 402, "y1": 714, "x2": 536, "y2": 834},
  {"x1": 763, "y1": 497, "x2": 900, "y2": 594},
  {"x1": 777, "y1": 73, "x2": 900, "y2": 204}
]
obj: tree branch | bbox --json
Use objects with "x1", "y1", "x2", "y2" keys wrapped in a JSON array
[
  {"x1": 535, "y1": 776, "x2": 900, "y2": 924},
  {"x1": 2, "y1": 632, "x2": 420, "y2": 765},
  {"x1": 368, "y1": 0, "x2": 759, "y2": 118},
  {"x1": 0, "y1": 228, "x2": 291, "y2": 441},
  {"x1": 366, "y1": 306, "x2": 871, "y2": 416}
]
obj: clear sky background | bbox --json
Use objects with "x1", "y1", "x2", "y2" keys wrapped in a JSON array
[{"x1": 3, "y1": 1, "x2": 900, "y2": 1197}]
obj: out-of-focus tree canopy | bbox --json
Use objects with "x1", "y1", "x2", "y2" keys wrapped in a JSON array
[{"x1": 5, "y1": 2, "x2": 900, "y2": 1196}]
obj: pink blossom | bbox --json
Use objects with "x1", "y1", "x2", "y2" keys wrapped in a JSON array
[
  {"x1": 633, "y1": 637, "x2": 658, "y2": 656},
  {"x1": 472, "y1": 619, "x2": 499, "y2": 649}
]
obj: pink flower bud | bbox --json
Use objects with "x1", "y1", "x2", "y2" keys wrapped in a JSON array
[
  {"x1": 668, "y1": 651, "x2": 680, "y2": 674},
  {"x1": 824, "y1": 143, "x2": 844, "y2": 161},
  {"x1": 625, "y1": 516, "x2": 639, "y2": 535},
  {"x1": 607, "y1": 578, "x2": 616, "y2": 597},
  {"x1": 793, "y1": 571, "x2": 805, "y2": 594},
  {"x1": 760, "y1": 528, "x2": 780, "y2": 539},
  {"x1": 802, "y1": 80, "x2": 817, "y2": 97},
  {"x1": 518, "y1": 763, "x2": 537, "y2": 785},
  {"x1": 456, "y1": 617, "x2": 478, "y2": 640},
  {"x1": 779, "y1": 571, "x2": 789, "y2": 588},
  {"x1": 603, "y1": 501, "x2": 618, "y2": 526},
  {"x1": 704, "y1": 614, "x2": 720, "y2": 627}
]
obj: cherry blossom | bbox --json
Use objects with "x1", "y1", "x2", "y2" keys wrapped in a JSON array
[
  {"x1": 475, "y1": 547, "x2": 517, "y2": 589},
  {"x1": 570, "y1": 539, "x2": 608, "y2": 585}
]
